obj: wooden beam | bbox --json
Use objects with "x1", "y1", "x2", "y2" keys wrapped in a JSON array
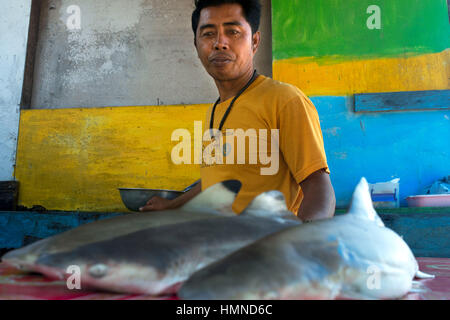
[
  {"x1": 354, "y1": 90, "x2": 450, "y2": 113},
  {"x1": 20, "y1": 0, "x2": 43, "y2": 109},
  {"x1": 1, "y1": 209, "x2": 449, "y2": 258}
]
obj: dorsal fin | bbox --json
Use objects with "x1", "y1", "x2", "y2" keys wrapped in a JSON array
[
  {"x1": 348, "y1": 177, "x2": 384, "y2": 226},
  {"x1": 182, "y1": 180, "x2": 241, "y2": 215},
  {"x1": 241, "y1": 190, "x2": 298, "y2": 220}
]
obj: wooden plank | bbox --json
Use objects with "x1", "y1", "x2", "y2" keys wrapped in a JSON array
[
  {"x1": 380, "y1": 212, "x2": 450, "y2": 258},
  {"x1": 336, "y1": 207, "x2": 450, "y2": 215},
  {"x1": 336, "y1": 208, "x2": 450, "y2": 257},
  {"x1": 0, "y1": 211, "x2": 126, "y2": 249},
  {"x1": 354, "y1": 90, "x2": 450, "y2": 112},
  {"x1": 0, "y1": 209, "x2": 449, "y2": 257},
  {"x1": 20, "y1": 0, "x2": 42, "y2": 109}
]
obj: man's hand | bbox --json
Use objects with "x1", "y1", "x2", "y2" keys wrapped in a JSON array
[
  {"x1": 298, "y1": 169, "x2": 336, "y2": 222},
  {"x1": 139, "y1": 196, "x2": 174, "y2": 212},
  {"x1": 139, "y1": 181, "x2": 202, "y2": 212}
]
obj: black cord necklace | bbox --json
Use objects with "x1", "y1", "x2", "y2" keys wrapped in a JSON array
[{"x1": 209, "y1": 70, "x2": 258, "y2": 139}]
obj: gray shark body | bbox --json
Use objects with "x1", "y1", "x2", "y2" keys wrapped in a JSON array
[
  {"x1": 2, "y1": 181, "x2": 241, "y2": 272},
  {"x1": 2, "y1": 181, "x2": 301, "y2": 295},
  {"x1": 179, "y1": 178, "x2": 434, "y2": 300}
]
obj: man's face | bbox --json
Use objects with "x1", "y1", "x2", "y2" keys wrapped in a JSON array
[{"x1": 195, "y1": 3, "x2": 260, "y2": 82}]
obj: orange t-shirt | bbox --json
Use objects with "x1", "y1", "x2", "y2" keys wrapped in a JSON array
[{"x1": 200, "y1": 75, "x2": 330, "y2": 215}]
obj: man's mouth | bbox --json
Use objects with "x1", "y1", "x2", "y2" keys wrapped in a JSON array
[{"x1": 210, "y1": 55, "x2": 233, "y2": 66}]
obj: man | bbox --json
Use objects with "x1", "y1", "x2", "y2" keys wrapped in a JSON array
[{"x1": 141, "y1": 0, "x2": 335, "y2": 222}]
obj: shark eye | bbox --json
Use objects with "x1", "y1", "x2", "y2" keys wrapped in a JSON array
[{"x1": 89, "y1": 263, "x2": 109, "y2": 278}]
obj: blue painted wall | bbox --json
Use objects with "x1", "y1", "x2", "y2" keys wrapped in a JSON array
[{"x1": 312, "y1": 96, "x2": 450, "y2": 208}]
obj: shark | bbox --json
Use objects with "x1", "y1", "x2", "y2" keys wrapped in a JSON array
[
  {"x1": 2, "y1": 181, "x2": 301, "y2": 295},
  {"x1": 1, "y1": 180, "x2": 242, "y2": 271},
  {"x1": 178, "y1": 178, "x2": 434, "y2": 300}
]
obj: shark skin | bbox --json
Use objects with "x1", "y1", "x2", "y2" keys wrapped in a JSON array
[
  {"x1": 178, "y1": 178, "x2": 434, "y2": 300},
  {"x1": 26, "y1": 215, "x2": 299, "y2": 295},
  {"x1": 1, "y1": 181, "x2": 241, "y2": 273},
  {"x1": 2, "y1": 181, "x2": 302, "y2": 296}
]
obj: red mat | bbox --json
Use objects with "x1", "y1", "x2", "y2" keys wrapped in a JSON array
[
  {"x1": 0, "y1": 263, "x2": 177, "y2": 300},
  {"x1": 0, "y1": 258, "x2": 448, "y2": 300}
]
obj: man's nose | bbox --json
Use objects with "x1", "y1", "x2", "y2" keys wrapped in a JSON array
[{"x1": 214, "y1": 32, "x2": 229, "y2": 50}]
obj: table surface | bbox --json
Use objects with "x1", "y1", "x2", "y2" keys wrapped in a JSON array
[{"x1": 0, "y1": 258, "x2": 449, "y2": 300}]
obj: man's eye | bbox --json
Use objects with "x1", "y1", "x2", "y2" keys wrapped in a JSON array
[{"x1": 202, "y1": 32, "x2": 214, "y2": 37}]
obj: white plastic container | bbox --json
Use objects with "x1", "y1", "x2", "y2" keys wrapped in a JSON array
[{"x1": 369, "y1": 178, "x2": 400, "y2": 209}]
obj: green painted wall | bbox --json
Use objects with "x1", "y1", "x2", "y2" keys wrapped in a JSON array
[{"x1": 272, "y1": 0, "x2": 450, "y2": 61}]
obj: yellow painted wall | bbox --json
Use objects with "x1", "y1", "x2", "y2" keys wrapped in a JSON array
[
  {"x1": 273, "y1": 50, "x2": 450, "y2": 96},
  {"x1": 15, "y1": 105, "x2": 209, "y2": 212}
]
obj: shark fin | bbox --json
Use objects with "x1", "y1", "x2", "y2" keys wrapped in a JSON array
[
  {"x1": 348, "y1": 177, "x2": 385, "y2": 227},
  {"x1": 414, "y1": 270, "x2": 435, "y2": 279},
  {"x1": 182, "y1": 180, "x2": 241, "y2": 215},
  {"x1": 241, "y1": 190, "x2": 298, "y2": 221}
]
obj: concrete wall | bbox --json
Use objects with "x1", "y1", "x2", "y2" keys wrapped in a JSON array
[
  {"x1": 0, "y1": 0, "x2": 31, "y2": 180},
  {"x1": 31, "y1": 0, "x2": 272, "y2": 109}
]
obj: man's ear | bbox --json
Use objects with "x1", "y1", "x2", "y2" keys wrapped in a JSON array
[{"x1": 252, "y1": 31, "x2": 261, "y2": 54}]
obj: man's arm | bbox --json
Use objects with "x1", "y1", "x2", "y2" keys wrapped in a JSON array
[
  {"x1": 298, "y1": 169, "x2": 336, "y2": 222},
  {"x1": 140, "y1": 180, "x2": 202, "y2": 212}
]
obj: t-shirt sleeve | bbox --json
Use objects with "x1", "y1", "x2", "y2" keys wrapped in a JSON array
[{"x1": 278, "y1": 91, "x2": 330, "y2": 184}]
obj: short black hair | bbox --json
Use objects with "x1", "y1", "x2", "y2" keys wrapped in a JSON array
[{"x1": 192, "y1": 0, "x2": 261, "y2": 38}]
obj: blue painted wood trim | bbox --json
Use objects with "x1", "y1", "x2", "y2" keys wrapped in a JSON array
[
  {"x1": 354, "y1": 90, "x2": 450, "y2": 112},
  {"x1": 0, "y1": 211, "x2": 127, "y2": 249},
  {"x1": 1, "y1": 209, "x2": 450, "y2": 258}
]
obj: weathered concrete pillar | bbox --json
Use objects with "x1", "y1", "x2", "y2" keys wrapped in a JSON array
[{"x1": 0, "y1": 0, "x2": 32, "y2": 180}]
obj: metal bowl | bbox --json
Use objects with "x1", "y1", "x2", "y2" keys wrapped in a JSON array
[{"x1": 118, "y1": 188, "x2": 184, "y2": 212}]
